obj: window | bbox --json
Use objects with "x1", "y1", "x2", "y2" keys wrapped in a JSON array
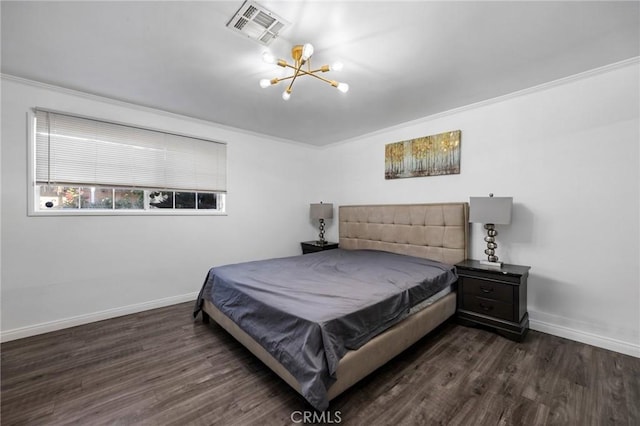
[
  {"x1": 30, "y1": 109, "x2": 226, "y2": 215},
  {"x1": 36, "y1": 186, "x2": 224, "y2": 211}
]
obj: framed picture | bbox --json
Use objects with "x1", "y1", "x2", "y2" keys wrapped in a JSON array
[{"x1": 385, "y1": 130, "x2": 461, "y2": 179}]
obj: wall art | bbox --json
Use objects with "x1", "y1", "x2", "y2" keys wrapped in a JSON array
[{"x1": 385, "y1": 130, "x2": 461, "y2": 179}]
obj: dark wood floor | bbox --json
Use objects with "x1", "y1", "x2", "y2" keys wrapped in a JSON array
[{"x1": 2, "y1": 302, "x2": 638, "y2": 426}]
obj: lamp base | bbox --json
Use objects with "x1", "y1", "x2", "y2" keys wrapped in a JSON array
[
  {"x1": 479, "y1": 259, "x2": 503, "y2": 268},
  {"x1": 317, "y1": 218, "x2": 326, "y2": 245},
  {"x1": 482, "y1": 223, "x2": 503, "y2": 268}
]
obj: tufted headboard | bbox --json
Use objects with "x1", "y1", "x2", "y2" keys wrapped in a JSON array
[{"x1": 339, "y1": 203, "x2": 469, "y2": 265}]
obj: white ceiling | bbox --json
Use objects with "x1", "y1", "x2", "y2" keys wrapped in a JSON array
[{"x1": 2, "y1": 1, "x2": 638, "y2": 146}]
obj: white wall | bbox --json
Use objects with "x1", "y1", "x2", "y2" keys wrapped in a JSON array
[
  {"x1": 3, "y1": 61, "x2": 638, "y2": 358},
  {"x1": 1, "y1": 77, "x2": 322, "y2": 339},
  {"x1": 319, "y1": 61, "x2": 640, "y2": 357}
]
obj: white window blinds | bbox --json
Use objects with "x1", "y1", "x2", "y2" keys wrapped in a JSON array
[{"x1": 35, "y1": 110, "x2": 227, "y2": 192}]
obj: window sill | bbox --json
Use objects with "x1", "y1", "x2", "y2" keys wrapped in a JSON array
[{"x1": 28, "y1": 210, "x2": 228, "y2": 217}]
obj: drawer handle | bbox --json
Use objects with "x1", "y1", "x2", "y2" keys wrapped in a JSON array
[
  {"x1": 479, "y1": 303, "x2": 494, "y2": 312},
  {"x1": 480, "y1": 287, "x2": 494, "y2": 294}
]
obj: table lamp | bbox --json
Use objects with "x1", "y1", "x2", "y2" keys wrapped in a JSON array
[
  {"x1": 469, "y1": 194, "x2": 512, "y2": 267},
  {"x1": 310, "y1": 202, "x2": 333, "y2": 245}
]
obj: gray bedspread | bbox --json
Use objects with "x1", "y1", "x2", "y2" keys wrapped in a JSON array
[{"x1": 194, "y1": 249, "x2": 457, "y2": 411}]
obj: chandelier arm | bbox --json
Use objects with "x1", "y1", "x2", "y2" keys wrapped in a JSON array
[
  {"x1": 274, "y1": 76, "x2": 294, "y2": 83},
  {"x1": 281, "y1": 63, "x2": 321, "y2": 73},
  {"x1": 275, "y1": 63, "x2": 328, "y2": 77},
  {"x1": 270, "y1": 70, "x2": 336, "y2": 86},
  {"x1": 298, "y1": 67, "x2": 330, "y2": 75},
  {"x1": 300, "y1": 72, "x2": 335, "y2": 86},
  {"x1": 271, "y1": 70, "x2": 326, "y2": 80},
  {"x1": 280, "y1": 63, "x2": 329, "y2": 73},
  {"x1": 286, "y1": 60, "x2": 305, "y2": 93}
]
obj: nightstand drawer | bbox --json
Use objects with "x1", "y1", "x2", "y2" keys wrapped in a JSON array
[
  {"x1": 458, "y1": 269, "x2": 522, "y2": 284},
  {"x1": 461, "y1": 277, "x2": 513, "y2": 303},
  {"x1": 462, "y1": 296, "x2": 513, "y2": 322},
  {"x1": 301, "y1": 241, "x2": 339, "y2": 254}
]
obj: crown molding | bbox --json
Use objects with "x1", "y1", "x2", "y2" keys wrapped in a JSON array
[
  {"x1": 4, "y1": 56, "x2": 638, "y2": 150},
  {"x1": 330, "y1": 56, "x2": 640, "y2": 148}
]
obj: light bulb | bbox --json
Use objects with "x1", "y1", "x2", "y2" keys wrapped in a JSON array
[
  {"x1": 262, "y1": 52, "x2": 276, "y2": 64},
  {"x1": 330, "y1": 62, "x2": 344, "y2": 71},
  {"x1": 259, "y1": 79, "x2": 270, "y2": 88},
  {"x1": 336, "y1": 82, "x2": 349, "y2": 93},
  {"x1": 301, "y1": 43, "x2": 314, "y2": 61},
  {"x1": 282, "y1": 90, "x2": 291, "y2": 101}
]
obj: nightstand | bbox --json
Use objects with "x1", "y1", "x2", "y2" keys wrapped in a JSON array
[
  {"x1": 300, "y1": 241, "x2": 339, "y2": 254},
  {"x1": 455, "y1": 259, "x2": 530, "y2": 342}
]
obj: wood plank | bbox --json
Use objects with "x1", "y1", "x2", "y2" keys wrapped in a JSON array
[{"x1": 1, "y1": 302, "x2": 638, "y2": 425}]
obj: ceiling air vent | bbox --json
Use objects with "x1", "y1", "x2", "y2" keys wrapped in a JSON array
[{"x1": 226, "y1": 1, "x2": 289, "y2": 46}]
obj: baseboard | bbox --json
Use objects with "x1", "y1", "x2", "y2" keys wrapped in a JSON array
[
  {"x1": 529, "y1": 310, "x2": 640, "y2": 358},
  {"x1": 4, "y1": 299, "x2": 638, "y2": 358},
  {"x1": 0, "y1": 292, "x2": 199, "y2": 343}
]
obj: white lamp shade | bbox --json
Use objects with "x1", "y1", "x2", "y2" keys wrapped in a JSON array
[
  {"x1": 310, "y1": 203, "x2": 333, "y2": 220},
  {"x1": 469, "y1": 196, "x2": 512, "y2": 225}
]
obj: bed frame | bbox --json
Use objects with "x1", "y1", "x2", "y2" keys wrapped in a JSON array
[{"x1": 202, "y1": 202, "x2": 469, "y2": 405}]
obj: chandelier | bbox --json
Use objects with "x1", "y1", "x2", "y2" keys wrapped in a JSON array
[{"x1": 259, "y1": 43, "x2": 349, "y2": 100}]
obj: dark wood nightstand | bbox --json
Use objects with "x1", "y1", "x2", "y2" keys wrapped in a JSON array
[
  {"x1": 455, "y1": 259, "x2": 530, "y2": 342},
  {"x1": 301, "y1": 241, "x2": 339, "y2": 254}
]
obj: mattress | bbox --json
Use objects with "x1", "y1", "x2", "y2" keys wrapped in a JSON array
[{"x1": 194, "y1": 249, "x2": 457, "y2": 410}]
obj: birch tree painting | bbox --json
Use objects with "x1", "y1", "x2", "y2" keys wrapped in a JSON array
[{"x1": 385, "y1": 130, "x2": 461, "y2": 179}]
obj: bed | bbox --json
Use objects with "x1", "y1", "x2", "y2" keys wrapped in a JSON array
[{"x1": 194, "y1": 202, "x2": 469, "y2": 410}]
